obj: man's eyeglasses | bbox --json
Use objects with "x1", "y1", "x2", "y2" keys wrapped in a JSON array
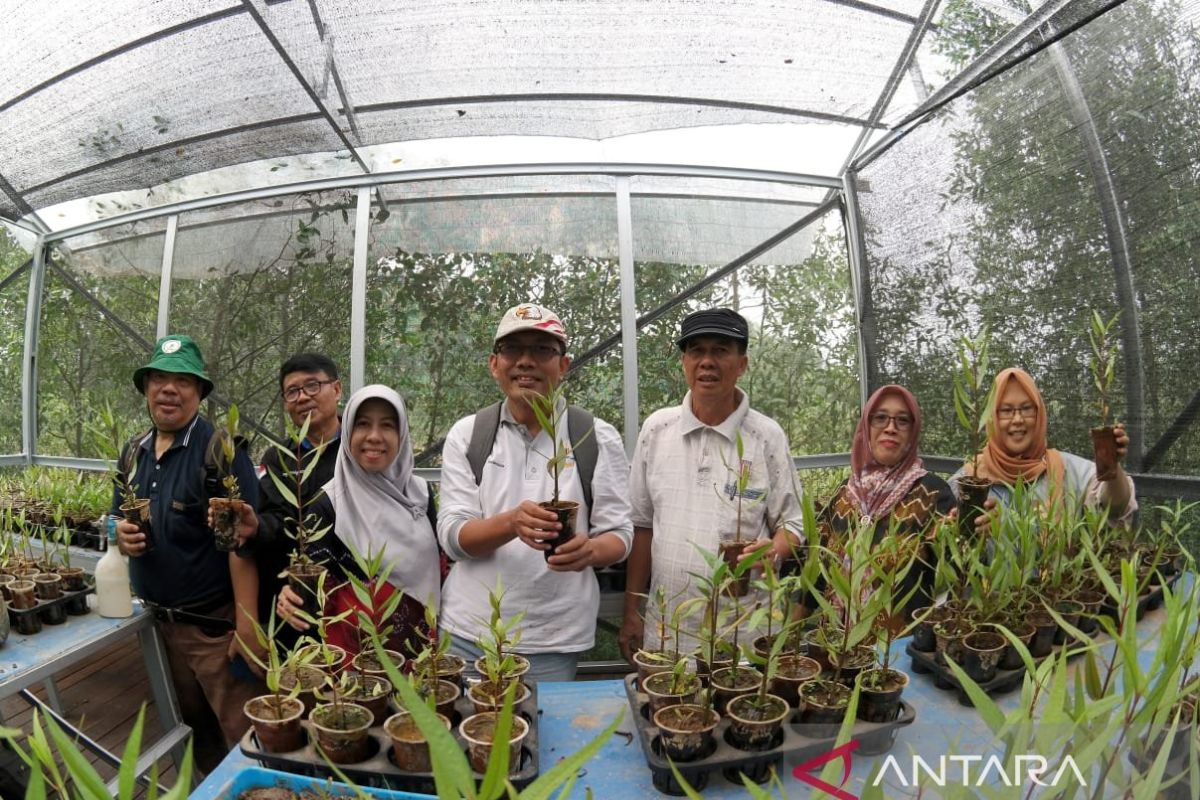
[
  {"x1": 868, "y1": 412, "x2": 913, "y2": 431},
  {"x1": 997, "y1": 403, "x2": 1037, "y2": 421},
  {"x1": 282, "y1": 379, "x2": 336, "y2": 403},
  {"x1": 493, "y1": 342, "x2": 564, "y2": 362}
]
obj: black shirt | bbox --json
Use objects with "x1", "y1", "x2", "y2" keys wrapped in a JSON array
[{"x1": 110, "y1": 414, "x2": 260, "y2": 607}]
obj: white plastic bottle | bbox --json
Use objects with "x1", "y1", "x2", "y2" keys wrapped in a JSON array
[{"x1": 96, "y1": 517, "x2": 133, "y2": 618}]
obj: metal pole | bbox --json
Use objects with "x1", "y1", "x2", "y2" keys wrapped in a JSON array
[
  {"x1": 21, "y1": 238, "x2": 46, "y2": 461},
  {"x1": 156, "y1": 215, "x2": 178, "y2": 339},
  {"x1": 350, "y1": 186, "x2": 370, "y2": 393},
  {"x1": 841, "y1": 173, "x2": 874, "y2": 408},
  {"x1": 615, "y1": 177, "x2": 640, "y2": 457}
]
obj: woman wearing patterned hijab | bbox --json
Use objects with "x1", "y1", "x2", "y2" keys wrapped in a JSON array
[
  {"x1": 276, "y1": 385, "x2": 443, "y2": 657},
  {"x1": 951, "y1": 367, "x2": 1134, "y2": 523},
  {"x1": 819, "y1": 385, "x2": 954, "y2": 616}
]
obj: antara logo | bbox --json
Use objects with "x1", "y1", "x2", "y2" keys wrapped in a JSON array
[{"x1": 792, "y1": 743, "x2": 1087, "y2": 799}]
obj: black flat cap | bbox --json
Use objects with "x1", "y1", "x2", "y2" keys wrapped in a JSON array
[{"x1": 676, "y1": 308, "x2": 749, "y2": 349}]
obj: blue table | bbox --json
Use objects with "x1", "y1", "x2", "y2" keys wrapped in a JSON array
[
  {"x1": 192, "y1": 599, "x2": 1173, "y2": 799},
  {"x1": 0, "y1": 600, "x2": 189, "y2": 794}
]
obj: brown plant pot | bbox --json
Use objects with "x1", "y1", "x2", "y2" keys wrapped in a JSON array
[
  {"x1": 1052, "y1": 599, "x2": 1084, "y2": 646},
  {"x1": 934, "y1": 619, "x2": 975, "y2": 667},
  {"x1": 827, "y1": 646, "x2": 877, "y2": 685},
  {"x1": 296, "y1": 643, "x2": 347, "y2": 674},
  {"x1": 0, "y1": 574, "x2": 15, "y2": 602},
  {"x1": 467, "y1": 679, "x2": 531, "y2": 715},
  {"x1": 278, "y1": 665, "x2": 326, "y2": 719},
  {"x1": 709, "y1": 666, "x2": 762, "y2": 715},
  {"x1": 771, "y1": 655, "x2": 822, "y2": 708},
  {"x1": 726, "y1": 693, "x2": 789, "y2": 751},
  {"x1": 911, "y1": 605, "x2": 953, "y2": 653},
  {"x1": 653, "y1": 704, "x2": 719, "y2": 763},
  {"x1": 309, "y1": 702, "x2": 373, "y2": 764},
  {"x1": 384, "y1": 711, "x2": 451, "y2": 772},
  {"x1": 857, "y1": 668, "x2": 909, "y2": 723},
  {"x1": 473, "y1": 654, "x2": 531, "y2": 684},
  {"x1": 244, "y1": 695, "x2": 305, "y2": 753},
  {"x1": 632, "y1": 649, "x2": 674, "y2": 685},
  {"x1": 351, "y1": 649, "x2": 405, "y2": 677},
  {"x1": 694, "y1": 642, "x2": 736, "y2": 682},
  {"x1": 538, "y1": 500, "x2": 579, "y2": 560},
  {"x1": 718, "y1": 540, "x2": 751, "y2": 597},
  {"x1": 285, "y1": 563, "x2": 328, "y2": 617},
  {"x1": 120, "y1": 498, "x2": 154, "y2": 553},
  {"x1": 433, "y1": 654, "x2": 467, "y2": 689},
  {"x1": 348, "y1": 675, "x2": 392, "y2": 725},
  {"x1": 209, "y1": 497, "x2": 240, "y2": 552},
  {"x1": 798, "y1": 680, "x2": 851, "y2": 739},
  {"x1": 411, "y1": 679, "x2": 461, "y2": 722},
  {"x1": 1090, "y1": 426, "x2": 1118, "y2": 482},
  {"x1": 56, "y1": 567, "x2": 86, "y2": 591},
  {"x1": 962, "y1": 631, "x2": 1006, "y2": 683},
  {"x1": 460, "y1": 711, "x2": 530, "y2": 774},
  {"x1": 8, "y1": 579, "x2": 36, "y2": 611},
  {"x1": 999, "y1": 622, "x2": 1036, "y2": 670},
  {"x1": 956, "y1": 476, "x2": 992, "y2": 538},
  {"x1": 1027, "y1": 610, "x2": 1057, "y2": 658},
  {"x1": 1074, "y1": 589, "x2": 1106, "y2": 635},
  {"x1": 642, "y1": 670, "x2": 702, "y2": 716},
  {"x1": 33, "y1": 573, "x2": 62, "y2": 601}
]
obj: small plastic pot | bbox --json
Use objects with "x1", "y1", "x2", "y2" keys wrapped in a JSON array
[
  {"x1": 653, "y1": 704, "x2": 719, "y2": 763},
  {"x1": 956, "y1": 477, "x2": 992, "y2": 538},
  {"x1": 709, "y1": 666, "x2": 762, "y2": 716},
  {"x1": 309, "y1": 702, "x2": 373, "y2": 764},
  {"x1": 632, "y1": 649, "x2": 674, "y2": 685},
  {"x1": 770, "y1": 655, "x2": 821, "y2": 708},
  {"x1": 460, "y1": 711, "x2": 530, "y2": 774},
  {"x1": 538, "y1": 500, "x2": 579, "y2": 560},
  {"x1": 911, "y1": 605, "x2": 953, "y2": 653},
  {"x1": 351, "y1": 648, "x2": 404, "y2": 677},
  {"x1": 999, "y1": 622, "x2": 1036, "y2": 670},
  {"x1": 384, "y1": 710, "x2": 451, "y2": 772},
  {"x1": 278, "y1": 665, "x2": 327, "y2": 719},
  {"x1": 726, "y1": 693, "x2": 789, "y2": 752},
  {"x1": 798, "y1": 680, "x2": 851, "y2": 739},
  {"x1": 467, "y1": 679, "x2": 531, "y2": 715},
  {"x1": 244, "y1": 695, "x2": 305, "y2": 753},
  {"x1": 473, "y1": 654, "x2": 531, "y2": 684},
  {"x1": 285, "y1": 563, "x2": 327, "y2": 617},
  {"x1": 120, "y1": 499, "x2": 154, "y2": 553},
  {"x1": 856, "y1": 668, "x2": 908, "y2": 723},
  {"x1": 962, "y1": 631, "x2": 1006, "y2": 683},
  {"x1": 1090, "y1": 426, "x2": 1118, "y2": 482},
  {"x1": 642, "y1": 670, "x2": 701, "y2": 716}
]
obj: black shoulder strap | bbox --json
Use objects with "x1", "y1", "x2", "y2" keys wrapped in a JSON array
[
  {"x1": 466, "y1": 402, "x2": 504, "y2": 486},
  {"x1": 567, "y1": 405, "x2": 597, "y2": 522}
]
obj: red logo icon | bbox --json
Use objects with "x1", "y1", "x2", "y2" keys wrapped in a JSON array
[{"x1": 793, "y1": 739, "x2": 860, "y2": 800}]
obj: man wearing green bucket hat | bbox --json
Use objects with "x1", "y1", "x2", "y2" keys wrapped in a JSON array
[{"x1": 112, "y1": 334, "x2": 262, "y2": 773}]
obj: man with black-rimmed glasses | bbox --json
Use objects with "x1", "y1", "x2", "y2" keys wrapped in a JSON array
[{"x1": 240, "y1": 353, "x2": 343, "y2": 648}]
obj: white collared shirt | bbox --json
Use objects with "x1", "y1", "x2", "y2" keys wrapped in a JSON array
[
  {"x1": 437, "y1": 402, "x2": 633, "y2": 653},
  {"x1": 629, "y1": 390, "x2": 804, "y2": 649}
]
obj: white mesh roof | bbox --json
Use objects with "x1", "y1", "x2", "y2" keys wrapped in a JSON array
[{"x1": 0, "y1": 0, "x2": 976, "y2": 223}]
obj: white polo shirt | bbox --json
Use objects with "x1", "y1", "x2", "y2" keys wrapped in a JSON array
[
  {"x1": 629, "y1": 390, "x2": 804, "y2": 649},
  {"x1": 437, "y1": 402, "x2": 633, "y2": 653}
]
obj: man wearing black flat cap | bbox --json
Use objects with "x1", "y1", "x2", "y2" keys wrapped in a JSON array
[{"x1": 620, "y1": 308, "x2": 804, "y2": 661}]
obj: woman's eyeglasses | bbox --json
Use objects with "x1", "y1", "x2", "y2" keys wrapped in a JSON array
[
  {"x1": 868, "y1": 412, "x2": 913, "y2": 431},
  {"x1": 282, "y1": 379, "x2": 336, "y2": 402},
  {"x1": 997, "y1": 404, "x2": 1037, "y2": 421}
]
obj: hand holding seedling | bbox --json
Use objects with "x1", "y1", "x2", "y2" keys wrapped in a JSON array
[
  {"x1": 206, "y1": 499, "x2": 258, "y2": 548},
  {"x1": 115, "y1": 517, "x2": 147, "y2": 557},
  {"x1": 508, "y1": 499, "x2": 561, "y2": 551}
]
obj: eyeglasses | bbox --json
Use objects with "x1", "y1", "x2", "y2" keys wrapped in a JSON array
[
  {"x1": 868, "y1": 412, "x2": 913, "y2": 431},
  {"x1": 997, "y1": 403, "x2": 1037, "y2": 421},
  {"x1": 282, "y1": 379, "x2": 336, "y2": 403},
  {"x1": 493, "y1": 342, "x2": 564, "y2": 361}
]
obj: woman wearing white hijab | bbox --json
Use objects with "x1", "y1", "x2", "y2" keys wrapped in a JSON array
[{"x1": 277, "y1": 385, "x2": 441, "y2": 656}]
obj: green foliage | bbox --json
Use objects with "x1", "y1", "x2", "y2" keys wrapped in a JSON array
[
  {"x1": 952, "y1": 326, "x2": 994, "y2": 476},
  {"x1": 475, "y1": 578, "x2": 527, "y2": 685},
  {"x1": 266, "y1": 414, "x2": 332, "y2": 566},
  {"x1": 525, "y1": 382, "x2": 593, "y2": 504},
  {"x1": 1088, "y1": 310, "x2": 1120, "y2": 427}
]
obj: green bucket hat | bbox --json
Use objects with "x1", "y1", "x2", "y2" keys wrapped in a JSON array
[{"x1": 133, "y1": 335, "x2": 214, "y2": 398}]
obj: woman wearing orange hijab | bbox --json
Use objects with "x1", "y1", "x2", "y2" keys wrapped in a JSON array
[{"x1": 951, "y1": 368, "x2": 1134, "y2": 522}]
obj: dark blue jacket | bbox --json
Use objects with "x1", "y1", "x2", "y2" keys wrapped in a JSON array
[{"x1": 110, "y1": 414, "x2": 259, "y2": 607}]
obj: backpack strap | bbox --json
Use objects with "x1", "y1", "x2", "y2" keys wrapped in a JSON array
[
  {"x1": 202, "y1": 428, "x2": 234, "y2": 500},
  {"x1": 567, "y1": 405, "x2": 597, "y2": 525},
  {"x1": 467, "y1": 401, "x2": 599, "y2": 528},
  {"x1": 466, "y1": 402, "x2": 504, "y2": 486}
]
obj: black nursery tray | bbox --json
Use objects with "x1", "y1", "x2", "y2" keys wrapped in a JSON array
[
  {"x1": 8, "y1": 580, "x2": 94, "y2": 634},
  {"x1": 906, "y1": 576, "x2": 1178, "y2": 707},
  {"x1": 623, "y1": 674, "x2": 915, "y2": 796},
  {"x1": 240, "y1": 682, "x2": 540, "y2": 795}
]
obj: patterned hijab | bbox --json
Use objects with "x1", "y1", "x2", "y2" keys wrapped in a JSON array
[
  {"x1": 847, "y1": 385, "x2": 928, "y2": 521},
  {"x1": 323, "y1": 385, "x2": 440, "y2": 609},
  {"x1": 971, "y1": 367, "x2": 1065, "y2": 492}
]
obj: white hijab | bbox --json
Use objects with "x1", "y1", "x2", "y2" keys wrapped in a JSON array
[{"x1": 323, "y1": 385, "x2": 440, "y2": 610}]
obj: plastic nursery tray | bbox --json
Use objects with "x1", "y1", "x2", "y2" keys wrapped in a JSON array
[
  {"x1": 8, "y1": 581, "x2": 94, "y2": 633},
  {"x1": 908, "y1": 576, "x2": 1181, "y2": 708},
  {"x1": 239, "y1": 682, "x2": 540, "y2": 795},
  {"x1": 623, "y1": 674, "x2": 915, "y2": 796},
  {"x1": 217, "y1": 765, "x2": 435, "y2": 799}
]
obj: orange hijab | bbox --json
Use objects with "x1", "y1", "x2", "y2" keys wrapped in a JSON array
[{"x1": 970, "y1": 368, "x2": 1065, "y2": 492}]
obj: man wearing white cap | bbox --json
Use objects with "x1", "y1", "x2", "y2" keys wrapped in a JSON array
[{"x1": 437, "y1": 303, "x2": 633, "y2": 682}]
